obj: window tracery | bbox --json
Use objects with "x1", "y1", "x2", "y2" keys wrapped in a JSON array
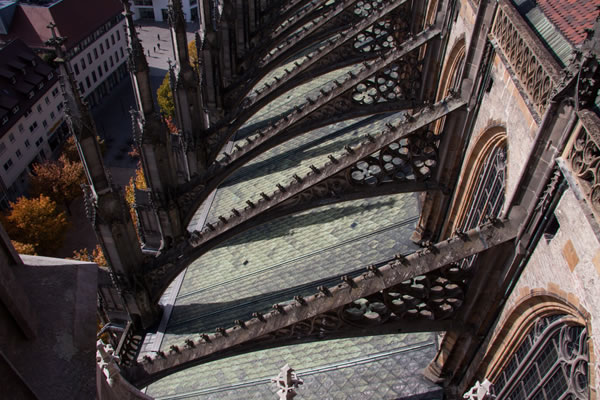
[
  {"x1": 493, "y1": 315, "x2": 589, "y2": 400},
  {"x1": 458, "y1": 144, "x2": 506, "y2": 268}
]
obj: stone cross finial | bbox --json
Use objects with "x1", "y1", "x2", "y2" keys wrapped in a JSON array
[
  {"x1": 463, "y1": 379, "x2": 495, "y2": 400},
  {"x1": 271, "y1": 364, "x2": 303, "y2": 400}
]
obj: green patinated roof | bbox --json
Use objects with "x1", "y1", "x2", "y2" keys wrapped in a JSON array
[
  {"x1": 147, "y1": 333, "x2": 441, "y2": 399},
  {"x1": 146, "y1": 42, "x2": 440, "y2": 399},
  {"x1": 512, "y1": 0, "x2": 575, "y2": 66}
]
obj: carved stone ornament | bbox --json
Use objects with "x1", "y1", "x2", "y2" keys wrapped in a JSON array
[
  {"x1": 568, "y1": 125, "x2": 600, "y2": 214},
  {"x1": 463, "y1": 379, "x2": 495, "y2": 400},
  {"x1": 491, "y1": 4, "x2": 558, "y2": 117},
  {"x1": 271, "y1": 364, "x2": 304, "y2": 400}
]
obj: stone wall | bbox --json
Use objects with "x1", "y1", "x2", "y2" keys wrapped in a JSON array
[{"x1": 495, "y1": 188, "x2": 600, "y2": 393}]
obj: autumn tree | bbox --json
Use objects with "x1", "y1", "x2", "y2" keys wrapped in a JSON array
[
  {"x1": 11, "y1": 241, "x2": 36, "y2": 255},
  {"x1": 3, "y1": 195, "x2": 69, "y2": 255},
  {"x1": 29, "y1": 154, "x2": 86, "y2": 213},
  {"x1": 62, "y1": 135, "x2": 80, "y2": 162},
  {"x1": 125, "y1": 163, "x2": 147, "y2": 240},
  {"x1": 71, "y1": 244, "x2": 107, "y2": 267}
]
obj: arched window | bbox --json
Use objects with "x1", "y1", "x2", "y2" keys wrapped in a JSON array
[
  {"x1": 433, "y1": 38, "x2": 466, "y2": 134},
  {"x1": 493, "y1": 315, "x2": 590, "y2": 400},
  {"x1": 457, "y1": 143, "x2": 506, "y2": 269},
  {"x1": 459, "y1": 144, "x2": 506, "y2": 231}
]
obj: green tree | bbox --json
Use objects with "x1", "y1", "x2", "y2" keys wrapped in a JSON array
[
  {"x1": 3, "y1": 195, "x2": 69, "y2": 255},
  {"x1": 189, "y1": 40, "x2": 199, "y2": 69},
  {"x1": 157, "y1": 73, "x2": 175, "y2": 118},
  {"x1": 157, "y1": 39, "x2": 199, "y2": 118}
]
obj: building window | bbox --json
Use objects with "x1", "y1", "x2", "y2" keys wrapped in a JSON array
[
  {"x1": 0, "y1": 142, "x2": 5, "y2": 155},
  {"x1": 458, "y1": 144, "x2": 506, "y2": 270},
  {"x1": 29, "y1": 122, "x2": 38, "y2": 132},
  {"x1": 104, "y1": 61, "x2": 108, "y2": 73},
  {"x1": 120, "y1": 47, "x2": 124, "y2": 58},
  {"x1": 100, "y1": 43, "x2": 104, "y2": 54},
  {"x1": 98, "y1": 66, "x2": 103, "y2": 78},
  {"x1": 45, "y1": 96, "x2": 50, "y2": 105},
  {"x1": 94, "y1": 48, "x2": 98, "y2": 59},
  {"x1": 1, "y1": 116, "x2": 7, "y2": 126},
  {"x1": 109, "y1": 55, "x2": 114, "y2": 67},
  {"x1": 86, "y1": 76, "x2": 91, "y2": 88},
  {"x1": 8, "y1": 133, "x2": 15, "y2": 143},
  {"x1": 51, "y1": 87, "x2": 59, "y2": 97},
  {"x1": 92, "y1": 71, "x2": 97, "y2": 82},
  {"x1": 35, "y1": 137, "x2": 44, "y2": 147},
  {"x1": 105, "y1": 38, "x2": 110, "y2": 49},
  {"x1": 24, "y1": 139, "x2": 30, "y2": 148},
  {"x1": 42, "y1": 120, "x2": 48, "y2": 128},
  {"x1": 3, "y1": 158, "x2": 13, "y2": 171},
  {"x1": 28, "y1": 91, "x2": 34, "y2": 99},
  {"x1": 493, "y1": 315, "x2": 589, "y2": 399},
  {"x1": 116, "y1": 30, "x2": 120, "y2": 41},
  {"x1": 73, "y1": 63, "x2": 80, "y2": 75},
  {"x1": 16, "y1": 149, "x2": 22, "y2": 159},
  {"x1": 18, "y1": 124, "x2": 23, "y2": 133},
  {"x1": 111, "y1": 34, "x2": 115, "y2": 45},
  {"x1": 12, "y1": 105, "x2": 19, "y2": 114},
  {"x1": 87, "y1": 53, "x2": 92, "y2": 64},
  {"x1": 114, "y1": 51, "x2": 119, "y2": 62},
  {"x1": 37, "y1": 82, "x2": 43, "y2": 90},
  {"x1": 50, "y1": 111, "x2": 55, "y2": 120},
  {"x1": 36, "y1": 104, "x2": 42, "y2": 113},
  {"x1": 81, "y1": 58, "x2": 86, "y2": 70},
  {"x1": 24, "y1": 109, "x2": 31, "y2": 117},
  {"x1": 57, "y1": 102, "x2": 63, "y2": 112},
  {"x1": 79, "y1": 82, "x2": 85, "y2": 93}
]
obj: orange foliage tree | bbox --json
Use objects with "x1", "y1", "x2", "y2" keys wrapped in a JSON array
[
  {"x1": 125, "y1": 163, "x2": 147, "y2": 239},
  {"x1": 3, "y1": 195, "x2": 69, "y2": 255},
  {"x1": 11, "y1": 241, "x2": 37, "y2": 255},
  {"x1": 71, "y1": 244, "x2": 107, "y2": 266},
  {"x1": 29, "y1": 154, "x2": 86, "y2": 213}
]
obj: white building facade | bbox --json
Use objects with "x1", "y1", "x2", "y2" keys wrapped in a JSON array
[
  {"x1": 131, "y1": 0, "x2": 200, "y2": 22},
  {"x1": 65, "y1": 14, "x2": 129, "y2": 109},
  {"x1": 0, "y1": 69, "x2": 67, "y2": 207}
]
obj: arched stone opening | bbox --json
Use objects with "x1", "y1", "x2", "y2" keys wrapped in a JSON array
[{"x1": 442, "y1": 125, "x2": 507, "y2": 238}]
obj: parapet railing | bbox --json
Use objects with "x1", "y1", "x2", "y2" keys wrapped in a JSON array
[{"x1": 490, "y1": 0, "x2": 562, "y2": 117}]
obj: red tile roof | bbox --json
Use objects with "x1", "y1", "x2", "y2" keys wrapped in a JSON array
[
  {"x1": 536, "y1": 0, "x2": 600, "y2": 45},
  {"x1": 0, "y1": 0, "x2": 123, "y2": 50}
]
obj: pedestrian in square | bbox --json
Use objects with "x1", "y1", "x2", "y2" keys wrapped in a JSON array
[
  {"x1": 157, "y1": 33, "x2": 161, "y2": 41},
  {"x1": 153, "y1": 46, "x2": 156, "y2": 52},
  {"x1": 157, "y1": 42, "x2": 161, "y2": 50}
]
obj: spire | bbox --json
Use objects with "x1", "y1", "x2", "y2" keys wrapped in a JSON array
[
  {"x1": 168, "y1": 0, "x2": 192, "y2": 72},
  {"x1": 121, "y1": 0, "x2": 155, "y2": 116},
  {"x1": 46, "y1": 22, "x2": 111, "y2": 195},
  {"x1": 47, "y1": 22, "x2": 159, "y2": 329}
]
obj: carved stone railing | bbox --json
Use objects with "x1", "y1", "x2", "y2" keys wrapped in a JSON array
[
  {"x1": 490, "y1": 1, "x2": 562, "y2": 117},
  {"x1": 566, "y1": 111, "x2": 600, "y2": 217}
]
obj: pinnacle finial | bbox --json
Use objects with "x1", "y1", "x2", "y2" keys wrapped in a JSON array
[{"x1": 271, "y1": 364, "x2": 303, "y2": 400}]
